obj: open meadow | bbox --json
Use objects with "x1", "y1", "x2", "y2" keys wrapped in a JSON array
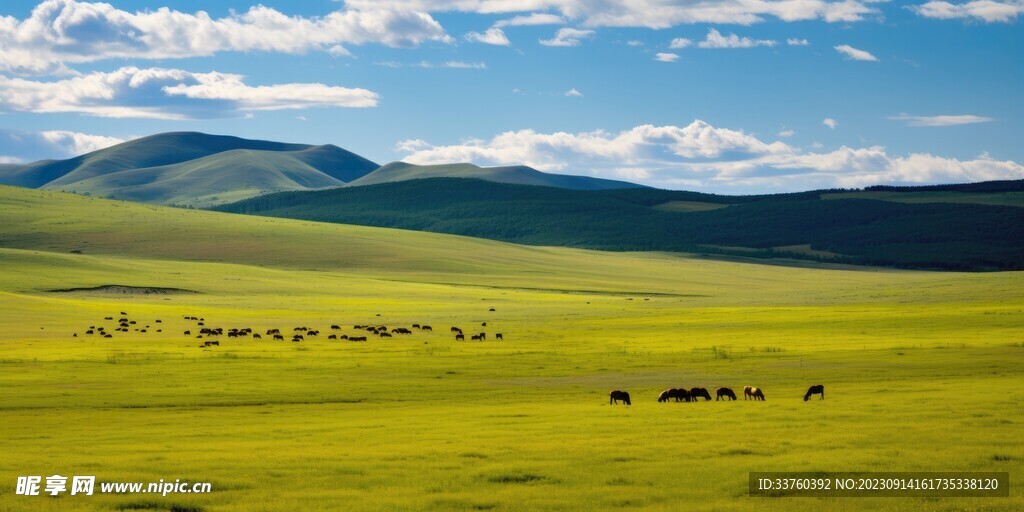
[{"x1": 0, "y1": 187, "x2": 1022, "y2": 511}]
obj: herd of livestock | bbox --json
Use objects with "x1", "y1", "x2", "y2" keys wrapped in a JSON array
[
  {"x1": 72, "y1": 312, "x2": 504, "y2": 346},
  {"x1": 610, "y1": 384, "x2": 826, "y2": 404}
]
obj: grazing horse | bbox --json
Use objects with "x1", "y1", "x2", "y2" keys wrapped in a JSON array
[
  {"x1": 716, "y1": 387, "x2": 737, "y2": 401},
  {"x1": 804, "y1": 384, "x2": 825, "y2": 401},
  {"x1": 609, "y1": 390, "x2": 631, "y2": 405},
  {"x1": 690, "y1": 387, "x2": 712, "y2": 401},
  {"x1": 744, "y1": 387, "x2": 766, "y2": 401}
]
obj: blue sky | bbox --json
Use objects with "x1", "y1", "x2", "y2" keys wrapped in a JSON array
[{"x1": 0, "y1": 0, "x2": 1021, "y2": 192}]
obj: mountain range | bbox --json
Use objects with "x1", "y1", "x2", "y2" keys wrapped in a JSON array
[{"x1": 0, "y1": 132, "x2": 640, "y2": 207}]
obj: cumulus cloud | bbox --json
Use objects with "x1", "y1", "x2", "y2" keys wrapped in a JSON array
[
  {"x1": 911, "y1": 0, "x2": 1024, "y2": 22},
  {"x1": 465, "y1": 27, "x2": 510, "y2": 45},
  {"x1": 823, "y1": 118, "x2": 838, "y2": 129},
  {"x1": 539, "y1": 27, "x2": 595, "y2": 46},
  {"x1": 0, "y1": 0, "x2": 452, "y2": 74},
  {"x1": 494, "y1": 12, "x2": 566, "y2": 27},
  {"x1": 655, "y1": 52, "x2": 680, "y2": 62},
  {"x1": 889, "y1": 113, "x2": 995, "y2": 126},
  {"x1": 778, "y1": 129, "x2": 796, "y2": 137},
  {"x1": 394, "y1": 120, "x2": 1024, "y2": 192},
  {"x1": 0, "y1": 67, "x2": 378, "y2": 119},
  {"x1": 0, "y1": 128, "x2": 125, "y2": 162},
  {"x1": 564, "y1": 88, "x2": 583, "y2": 96},
  {"x1": 787, "y1": 38, "x2": 810, "y2": 46},
  {"x1": 669, "y1": 37, "x2": 693, "y2": 48},
  {"x1": 698, "y1": 28, "x2": 777, "y2": 48},
  {"x1": 834, "y1": 44, "x2": 879, "y2": 61},
  {"x1": 345, "y1": 0, "x2": 883, "y2": 28}
]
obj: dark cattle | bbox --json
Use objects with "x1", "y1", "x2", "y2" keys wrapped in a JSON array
[
  {"x1": 104, "y1": 317, "x2": 113, "y2": 320},
  {"x1": 380, "y1": 332, "x2": 392, "y2": 338},
  {"x1": 307, "y1": 330, "x2": 319, "y2": 336},
  {"x1": 455, "y1": 334, "x2": 465, "y2": 340},
  {"x1": 421, "y1": 325, "x2": 432, "y2": 331},
  {"x1": 716, "y1": 387, "x2": 737, "y2": 401},
  {"x1": 340, "y1": 335, "x2": 349, "y2": 340},
  {"x1": 204, "y1": 341, "x2": 212, "y2": 347},
  {"x1": 489, "y1": 308, "x2": 495, "y2": 312},
  {"x1": 198, "y1": 322, "x2": 204, "y2": 326},
  {"x1": 609, "y1": 390, "x2": 631, "y2": 405},
  {"x1": 331, "y1": 325, "x2": 341, "y2": 330},
  {"x1": 328, "y1": 334, "x2": 337, "y2": 339},
  {"x1": 658, "y1": 389, "x2": 673, "y2": 402},
  {"x1": 451, "y1": 327, "x2": 462, "y2": 333},
  {"x1": 228, "y1": 332, "x2": 238, "y2": 338},
  {"x1": 744, "y1": 386, "x2": 766, "y2": 401},
  {"x1": 690, "y1": 388, "x2": 712, "y2": 401},
  {"x1": 267, "y1": 329, "x2": 280, "y2": 335},
  {"x1": 273, "y1": 335, "x2": 284, "y2": 341},
  {"x1": 155, "y1": 320, "x2": 162, "y2": 323},
  {"x1": 481, "y1": 322, "x2": 487, "y2": 327},
  {"x1": 73, "y1": 333, "x2": 77, "y2": 337},
  {"x1": 103, "y1": 334, "x2": 113, "y2": 338},
  {"x1": 804, "y1": 385, "x2": 825, "y2": 401},
  {"x1": 350, "y1": 336, "x2": 367, "y2": 342},
  {"x1": 471, "y1": 335, "x2": 480, "y2": 341},
  {"x1": 156, "y1": 329, "x2": 162, "y2": 333},
  {"x1": 495, "y1": 333, "x2": 503, "y2": 340},
  {"x1": 120, "y1": 312, "x2": 127, "y2": 315},
  {"x1": 478, "y1": 333, "x2": 486, "y2": 341},
  {"x1": 86, "y1": 330, "x2": 94, "y2": 335},
  {"x1": 413, "y1": 324, "x2": 421, "y2": 329},
  {"x1": 252, "y1": 334, "x2": 261, "y2": 340}
]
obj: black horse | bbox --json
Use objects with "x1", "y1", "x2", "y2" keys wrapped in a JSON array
[
  {"x1": 716, "y1": 387, "x2": 737, "y2": 401},
  {"x1": 804, "y1": 384, "x2": 825, "y2": 401},
  {"x1": 609, "y1": 390, "x2": 631, "y2": 405}
]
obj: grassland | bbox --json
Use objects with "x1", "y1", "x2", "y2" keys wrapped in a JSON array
[{"x1": 0, "y1": 186, "x2": 1022, "y2": 512}]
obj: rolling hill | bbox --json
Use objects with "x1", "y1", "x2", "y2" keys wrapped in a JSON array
[
  {"x1": 215, "y1": 177, "x2": 1024, "y2": 271},
  {"x1": 0, "y1": 132, "x2": 379, "y2": 207},
  {"x1": 347, "y1": 161, "x2": 645, "y2": 190}
]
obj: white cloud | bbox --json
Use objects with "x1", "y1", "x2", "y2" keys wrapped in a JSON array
[
  {"x1": 394, "y1": 120, "x2": 1024, "y2": 192},
  {"x1": 787, "y1": 38, "x2": 810, "y2": 46},
  {"x1": 888, "y1": 113, "x2": 995, "y2": 126},
  {"x1": 494, "y1": 12, "x2": 566, "y2": 27},
  {"x1": 911, "y1": 1, "x2": 1024, "y2": 22},
  {"x1": 698, "y1": 28, "x2": 777, "y2": 48},
  {"x1": 345, "y1": 1, "x2": 883, "y2": 28},
  {"x1": 627, "y1": 40, "x2": 645, "y2": 46},
  {"x1": 0, "y1": 128, "x2": 125, "y2": 161},
  {"x1": 654, "y1": 52, "x2": 680, "y2": 62},
  {"x1": 823, "y1": 118, "x2": 838, "y2": 129},
  {"x1": 0, "y1": 67, "x2": 378, "y2": 119},
  {"x1": 465, "y1": 27, "x2": 511, "y2": 45},
  {"x1": 539, "y1": 27, "x2": 594, "y2": 47},
  {"x1": 778, "y1": 129, "x2": 796, "y2": 137},
  {"x1": 565, "y1": 88, "x2": 583, "y2": 97},
  {"x1": 669, "y1": 37, "x2": 693, "y2": 48},
  {"x1": 0, "y1": 1, "x2": 452, "y2": 74},
  {"x1": 834, "y1": 44, "x2": 879, "y2": 61}
]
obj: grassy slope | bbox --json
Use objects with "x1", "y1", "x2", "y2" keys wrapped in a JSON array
[
  {"x1": 50, "y1": 149, "x2": 347, "y2": 207},
  {"x1": 821, "y1": 190, "x2": 1024, "y2": 207},
  {"x1": 217, "y1": 178, "x2": 1024, "y2": 270},
  {"x1": 0, "y1": 186, "x2": 1022, "y2": 512},
  {"x1": 348, "y1": 161, "x2": 644, "y2": 190}
]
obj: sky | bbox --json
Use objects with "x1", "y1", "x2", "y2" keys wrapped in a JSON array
[{"x1": 0, "y1": 0, "x2": 1022, "y2": 193}]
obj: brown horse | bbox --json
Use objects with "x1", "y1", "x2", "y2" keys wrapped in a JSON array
[
  {"x1": 804, "y1": 384, "x2": 825, "y2": 401},
  {"x1": 716, "y1": 387, "x2": 737, "y2": 401},
  {"x1": 745, "y1": 386, "x2": 766, "y2": 401},
  {"x1": 690, "y1": 387, "x2": 712, "y2": 401},
  {"x1": 609, "y1": 390, "x2": 631, "y2": 405}
]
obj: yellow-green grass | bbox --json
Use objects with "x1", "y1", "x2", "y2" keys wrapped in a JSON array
[
  {"x1": 820, "y1": 190, "x2": 1024, "y2": 207},
  {"x1": 0, "y1": 186, "x2": 1022, "y2": 512}
]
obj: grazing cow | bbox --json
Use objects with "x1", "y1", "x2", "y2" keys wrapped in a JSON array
[
  {"x1": 103, "y1": 334, "x2": 113, "y2": 338},
  {"x1": 350, "y1": 336, "x2": 367, "y2": 342},
  {"x1": 156, "y1": 329, "x2": 162, "y2": 333},
  {"x1": 479, "y1": 333, "x2": 487, "y2": 341},
  {"x1": 421, "y1": 325, "x2": 432, "y2": 331},
  {"x1": 328, "y1": 334, "x2": 337, "y2": 339},
  {"x1": 609, "y1": 390, "x2": 632, "y2": 405},
  {"x1": 273, "y1": 335, "x2": 284, "y2": 341},
  {"x1": 455, "y1": 334, "x2": 465, "y2": 340},
  {"x1": 658, "y1": 389, "x2": 674, "y2": 402},
  {"x1": 211, "y1": 341, "x2": 219, "y2": 346},
  {"x1": 73, "y1": 333, "x2": 77, "y2": 337},
  {"x1": 481, "y1": 322, "x2": 487, "y2": 327},
  {"x1": 340, "y1": 335, "x2": 349, "y2": 340},
  {"x1": 204, "y1": 341, "x2": 212, "y2": 347},
  {"x1": 267, "y1": 329, "x2": 280, "y2": 335},
  {"x1": 155, "y1": 320, "x2": 162, "y2": 323},
  {"x1": 495, "y1": 333, "x2": 503, "y2": 340},
  {"x1": 451, "y1": 327, "x2": 462, "y2": 333},
  {"x1": 744, "y1": 387, "x2": 766, "y2": 401},
  {"x1": 804, "y1": 385, "x2": 825, "y2": 401},
  {"x1": 489, "y1": 307, "x2": 495, "y2": 312},
  {"x1": 716, "y1": 387, "x2": 737, "y2": 401},
  {"x1": 690, "y1": 388, "x2": 712, "y2": 401},
  {"x1": 104, "y1": 317, "x2": 113, "y2": 320},
  {"x1": 331, "y1": 325, "x2": 341, "y2": 330},
  {"x1": 120, "y1": 312, "x2": 127, "y2": 315},
  {"x1": 86, "y1": 330, "x2": 94, "y2": 335},
  {"x1": 470, "y1": 335, "x2": 480, "y2": 341},
  {"x1": 252, "y1": 334, "x2": 261, "y2": 340},
  {"x1": 413, "y1": 324, "x2": 421, "y2": 329},
  {"x1": 380, "y1": 332, "x2": 392, "y2": 338}
]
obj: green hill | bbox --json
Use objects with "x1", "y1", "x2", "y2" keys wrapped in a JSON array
[
  {"x1": 215, "y1": 177, "x2": 1024, "y2": 271},
  {"x1": 348, "y1": 161, "x2": 645, "y2": 190},
  {"x1": 0, "y1": 132, "x2": 378, "y2": 207},
  {"x1": 50, "y1": 149, "x2": 350, "y2": 207}
]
